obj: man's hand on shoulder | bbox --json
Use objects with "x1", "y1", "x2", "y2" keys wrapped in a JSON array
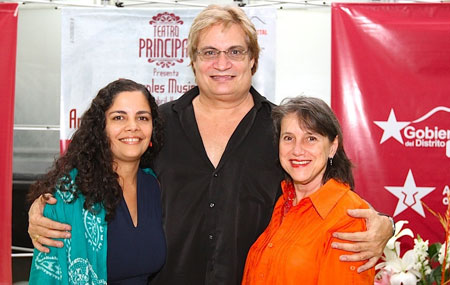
[
  {"x1": 28, "y1": 194, "x2": 72, "y2": 253},
  {"x1": 331, "y1": 208, "x2": 393, "y2": 273}
]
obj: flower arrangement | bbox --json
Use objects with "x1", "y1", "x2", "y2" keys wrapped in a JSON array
[{"x1": 375, "y1": 203, "x2": 450, "y2": 285}]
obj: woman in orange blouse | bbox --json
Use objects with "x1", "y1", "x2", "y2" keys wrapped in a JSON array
[{"x1": 242, "y1": 97, "x2": 375, "y2": 284}]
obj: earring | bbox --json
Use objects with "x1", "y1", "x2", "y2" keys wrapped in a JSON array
[
  {"x1": 149, "y1": 141, "x2": 153, "y2": 147},
  {"x1": 328, "y1": 157, "x2": 333, "y2": 166}
]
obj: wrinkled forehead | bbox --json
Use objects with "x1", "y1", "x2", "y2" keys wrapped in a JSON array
[{"x1": 197, "y1": 22, "x2": 248, "y2": 48}]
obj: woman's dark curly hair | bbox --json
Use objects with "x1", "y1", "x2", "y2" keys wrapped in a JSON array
[
  {"x1": 28, "y1": 79, "x2": 163, "y2": 221},
  {"x1": 272, "y1": 96, "x2": 355, "y2": 190}
]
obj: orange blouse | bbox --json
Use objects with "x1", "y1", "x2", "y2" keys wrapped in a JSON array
[{"x1": 242, "y1": 179, "x2": 375, "y2": 285}]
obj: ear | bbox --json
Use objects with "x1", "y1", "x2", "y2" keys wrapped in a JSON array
[
  {"x1": 329, "y1": 136, "x2": 339, "y2": 158},
  {"x1": 250, "y1": 57, "x2": 255, "y2": 71},
  {"x1": 191, "y1": 61, "x2": 197, "y2": 76}
]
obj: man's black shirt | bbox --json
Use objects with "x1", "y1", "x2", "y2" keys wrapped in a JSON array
[{"x1": 151, "y1": 86, "x2": 284, "y2": 285}]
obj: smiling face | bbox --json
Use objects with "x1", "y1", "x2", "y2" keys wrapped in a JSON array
[
  {"x1": 192, "y1": 23, "x2": 255, "y2": 100},
  {"x1": 105, "y1": 90, "x2": 152, "y2": 165},
  {"x1": 279, "y1": 113, "x2": 338, "y2": 197}
]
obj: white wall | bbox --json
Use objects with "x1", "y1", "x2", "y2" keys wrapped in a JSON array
[
  {"x1": 15, "y1": 7, "x2": 61, "y2": 127},
  {"x1": 14, "y1": 7, "x2": 61, "y2": 176},
  {"x1": 275, "y1": 7, "x2": 331, "y2": 105}
]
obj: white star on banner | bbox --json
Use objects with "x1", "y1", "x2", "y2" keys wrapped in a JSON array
[
  {"x1": 385, "y1": 169, "x2": 435, "y2": 217},
  {"x1": 374, "y1": 109, "x2": 411, "y2": 144}
]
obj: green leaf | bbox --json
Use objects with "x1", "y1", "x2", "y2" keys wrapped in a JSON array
[
  {"x1": 430, "y1": 243, "x2": 443, "y2": 261},
  {"x1": 431, "y1": 265, "x2": 443, "y2": 284}
]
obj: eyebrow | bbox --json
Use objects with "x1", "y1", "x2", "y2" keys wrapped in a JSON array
[
  {"x1": 108, "y1": 110, "x2": 151, "y2": 115},
  {"x1": 137, "y1": 110, "x2": 152, "y2": 115},
  {"x1": 280, "y1": 130, "x2": 316, "y2": 136},
  {"x1": 199, "y1": 45, "x2": 246, "y2": 50}
]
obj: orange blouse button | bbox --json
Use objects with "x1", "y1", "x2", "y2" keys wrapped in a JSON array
[
  {"x1": 350, "y1": 266, "x2": 356, "y2": 271},
  {"x1": 268, "y1": 243, "x2": 273, "y2": 248}
]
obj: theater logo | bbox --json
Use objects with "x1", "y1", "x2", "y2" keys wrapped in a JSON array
[
  {"x1": 138, "y1": 12, "x2": 188, "y2": 68},
  {"x1": 374, "y1": 107, "x2": 450, "y2": 158}
]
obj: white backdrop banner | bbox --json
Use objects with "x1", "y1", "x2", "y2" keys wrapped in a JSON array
[{"x1": 60, "y1": 7, "x2": 276, "y2": 151}]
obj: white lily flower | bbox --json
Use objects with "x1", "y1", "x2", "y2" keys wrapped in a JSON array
[
  {"x1": 378, "y1": 245, "x2": 421, "y2": 282},
  {"x1": 386, "y1": 221, "x2": 414, "y2": 250},
  {"x1": 390, "y1": 272, "x2": 419, "y2": 285},
  {"x1": 386, "y1": 249, "x2": 419, "y2": 273},
  {"x1": 377, "y1": 241, "x2": 402, "y2": 271},
  {"x1": 377, "y1": 218, "x2": 450, "y2": 284}
]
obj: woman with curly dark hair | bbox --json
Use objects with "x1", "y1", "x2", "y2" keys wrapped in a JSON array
[{"x1": 28, "y1": 79, "x2": 166, "y2": 284}]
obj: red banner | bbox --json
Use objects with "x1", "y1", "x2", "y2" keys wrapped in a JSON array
[
  {"x1": 0, "y1": 3, "x2": 18, "y2": 284},
  {"x1": 332, "y1": 3, "x2": 450, "y2": 245}
]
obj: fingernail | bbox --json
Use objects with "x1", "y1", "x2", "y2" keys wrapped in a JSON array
[
  {"x1": 331, "y1": 243, "x2": 337, "y2": 248},
  {"x1": 65, "y1": 233, "x2": 71, "y2": 238},
  {"x1": 45, "y1": 248, "x2": 50, "y2": 253},
  {"x1": 332, "y1": 233, "x2": 337, "y2": 237},
  {"x1": 58, "y1": 242, "x2": 64, "y2": 248},
  {"x1": 339, "y1": 256, "x2": 347, "y2": 261}
]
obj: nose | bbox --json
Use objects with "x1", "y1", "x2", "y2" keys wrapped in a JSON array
[
  {"x1": 292, "y1": 141, "x2": 305, "y2": 156},
  {"x1": 213, "y1": 52, "x2": 232, "y2": 70},
  {"x1": 125, "y1": 118, "x2": 139, "y2": 131}
]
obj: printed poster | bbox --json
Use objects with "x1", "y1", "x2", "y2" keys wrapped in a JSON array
[
  {"x1": 60, "y1": 7, "x2": 276, "y2": 152},
  {"x1": 332, "y1": 3, "x2": 450, "y2": 244}
]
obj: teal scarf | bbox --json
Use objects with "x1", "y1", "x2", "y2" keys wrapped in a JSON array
[{"x1": 29, "y1": 169, "x2": 107, "y2": 284}]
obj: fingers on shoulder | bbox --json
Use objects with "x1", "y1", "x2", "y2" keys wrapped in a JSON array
[{"x1": 347, "y1": 208, "x2": 374, "y2": 219}]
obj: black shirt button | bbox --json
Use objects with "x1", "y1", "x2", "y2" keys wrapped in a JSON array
[
  {"x1": 209, "y1": 202, "x2": 215, "y2": 208},
  {"x1": 209, "y1": 234, "x2": 214, "y2": 240},
  {"x1": 213, "y1": 173, "x2": 218, "y2": 177}
]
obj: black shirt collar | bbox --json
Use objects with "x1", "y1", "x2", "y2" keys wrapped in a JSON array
[{"x1": 171, "y1": 85, "x2": 272, "y2": 113}]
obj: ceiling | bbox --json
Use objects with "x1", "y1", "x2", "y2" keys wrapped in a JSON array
[{"x1": 5, "y1": 0, "x2": 448, "y2": 10}]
